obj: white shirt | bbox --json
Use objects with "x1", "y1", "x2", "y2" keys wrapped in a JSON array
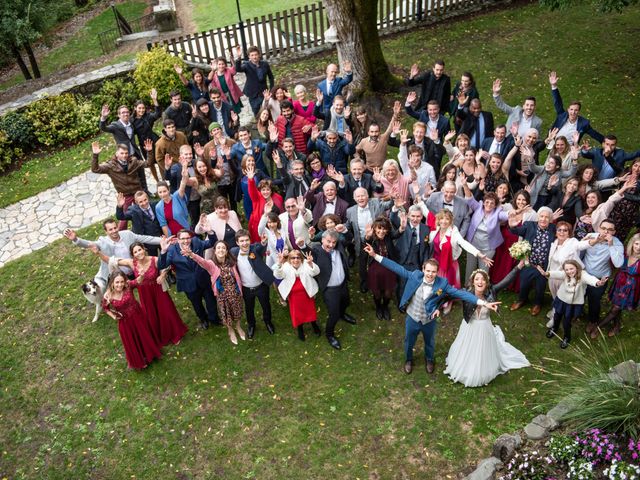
[
  {"x1": 556, "y1": 120, "x2": 578, "y2": 146},
  {"x1": 323, "y1": 198, "x2": 336, "y2": 216},
  {"x1": 518, "y1": 116, "x2": 532, "y2": 138},
  {"x1": 236, "y1": 252, "x2": 262, "y2": 288},
  {"x1": 327, "y1": 249, "x2": 345, "y2": 287},
  {"x1": 488, "y1": 139, "x2": 502, "y2": 155},
  {"x1": 357, "y1": 205, "x2": 373, "y2": 240}
]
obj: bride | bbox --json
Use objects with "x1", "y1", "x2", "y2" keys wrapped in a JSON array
[{"x1": 444, "y1": 263, "x2": 530, "y2": 387}]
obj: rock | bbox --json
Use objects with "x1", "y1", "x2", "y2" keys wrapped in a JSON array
[
  {"x1": 524, "y1": 414, "x2": 557, "y2": 440},
  {"x1": 609, "y1": 360, "x2": 639, "y2": 386},
  {"x1": 464, "y1": 457, "x2": 502, "y2": 480},
  {"x1": 547, "y1": 400, "x2": 572, "y2": 423},
  {"x1": 492, "y1": 433, "x2": 521, "y2": 462}
]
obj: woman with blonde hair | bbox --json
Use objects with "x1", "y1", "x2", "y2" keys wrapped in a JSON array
[{"x1": 378, "y1": 159, "x2": 411, "y2": 210}]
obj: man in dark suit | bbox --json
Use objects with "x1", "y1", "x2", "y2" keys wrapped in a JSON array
[
  {"x1": 336, "y1": 158, "x2": 383, "y2": 206},
  {"x1": 406, "y1": 59, "x2": 451, "y2": 113},
  {"x1": 404, "y1": 95, "x2": 451, "y2": 141},
  {"x1": 99, "y1": 104, "x2": 141, "y2": 157},
  {"x1": 425, "y1": 181, "x2": 471, "y2": 237},
  {"x1": 209, "y1": 89, "x2": 238, "y2": 138},
  {"x1": 456, "y1": 99, "x2": 495, "y2": 149},
  {"x1": 316, "y1": 61, "x2": 353, "y2": 118},
  {"x1": 278, "y1": 159, "x2": 312, "y2": 200},
  {"x1": 480, "y1": 124, "x2": 514, "y2": 162},
  {"x1": 234, "y1": 45, "x2": 274, "y2": 116},
  {"x1": 310, "y1": 230, "x2": 356, "y2": 350},
  {"x1": 115, "y1": 191, "x2": 163, "y2": 255},
  {"x1": 548, "y1": 71, "x2": 604, "y2": 145},
  {"x1": 231, "y1": 230, "x2": 275, "y2": 339},
  {"x1": 304, "y1": 180, "x2": 349, "y2": 226},
  {"x1": 158, "y1": 230, "x2": 220, "y2": 329}
]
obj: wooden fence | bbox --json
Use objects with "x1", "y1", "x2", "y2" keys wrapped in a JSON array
[{"x1": 151, "y1": 0, "x2": 491, "y2": 64}]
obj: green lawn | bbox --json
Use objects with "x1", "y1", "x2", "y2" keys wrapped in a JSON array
[
  {"x1": 192, "y1": 0, "x2": 311, "y2": 31},
  {"x1": 0, "y1": 1, "x2": 146, "y2": 91},
  {"x1": 1, "y1": 222, "x2": 637, "y2": 480}
]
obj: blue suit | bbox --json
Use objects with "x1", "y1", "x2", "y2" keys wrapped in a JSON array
[
  {"x1": 550, "y1": 88, "x2": 604, "y2": 144},
  {"x1": 317, "y1": 72, "x2": 353, "y2": 117},
  {"x1": 379, "y1": 257, "x2": 480, "y2": 362},
  {"x1": 230, "y1": 140, "x2": 270, "y2": 176},
  {"x1": 581, "y1": 147, "x2": 640, "y2": 180},
  {"x1": 404, "y1": 104, "x2": 451, "y2": 140}
]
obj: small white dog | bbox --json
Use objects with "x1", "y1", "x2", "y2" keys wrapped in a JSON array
[{"x1": 81, "y1": 280, "x2": 104, "y2": 322}]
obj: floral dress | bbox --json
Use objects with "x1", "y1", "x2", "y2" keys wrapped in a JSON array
[
  {"x1": 216, "y1": 264, "x2": 244, "y2": 326},
  {"x1": 609, "y1": 257, "x2": 640, "y2": 310},
  {"x1": 609, "y1": 187, "x2": 640, "y2": 242}
]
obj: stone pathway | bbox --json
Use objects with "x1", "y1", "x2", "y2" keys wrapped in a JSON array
[{"x1": 0, "y1": 170, "x2": 159, "y2": 268}]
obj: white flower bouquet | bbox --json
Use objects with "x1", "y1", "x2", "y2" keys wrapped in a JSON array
[{"x1": 509, "y1": 240, "x2": 532, "y2": 263}]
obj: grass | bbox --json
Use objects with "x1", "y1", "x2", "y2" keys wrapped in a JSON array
[
  {"x1": 0, "y1": 221, "x2": 637, "y2": 480},
  {"x1": 0, "y1": 1, "x2": 147, "y2": 91},
  {"x1": 0, "y1": 133, "x2": 118, "y2": 209},
  {"x1": 192, "y1": 0, "x2": 310, "y2": 31}
]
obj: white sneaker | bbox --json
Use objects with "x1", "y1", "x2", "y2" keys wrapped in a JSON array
[{"x1": 546, "y1": 318, "x2": 554, "y2": 328}]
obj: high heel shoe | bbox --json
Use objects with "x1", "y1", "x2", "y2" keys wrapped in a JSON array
[
  {"x1": 236, "y1": 324, "x2": 246, "y2": 341},
  {"x1": 608, "y1": 321, "x2": 621, "y2": 337},
  {"x1": 228, "y1": 327, "x2": 238, "y2": 345},
  {"x1": 311, "y1": 321, "x2": 322, "y2": 336}
]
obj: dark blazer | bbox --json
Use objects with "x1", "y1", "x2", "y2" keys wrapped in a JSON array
[
  {"x1": 317, "y1": 72, "x2": 353, "y2": 114},
  {"x1": 388, "y1": 135, "x2": 446, "y2": 176},
  {"x1": 390, "y1": 210, "x2": 430, "y2": 267},
  {"x1": 115, "y1": 203, "x2": 163, "y2": 237},
  {"x1": 132, "y1": 109, "x2": 162, "y2": 146},
  {"x1": 338, "y1": 172, "x2": 384, "y2": 206},
  {"x1": 509, "y1": 221, "x2": 556, "y2": 269},
  {"x1": 406, "y1": 70, "x2": 451, "y2": 113},
  {"x1": 404, "y1": 104, "x2": 451, "y2": 140},
  {"x1": 235, "y1": 59, "x2": 274, "y2": 98},
  {"x1": 311, "y1": 243, "x2": 350, "y2": 291},
  {"x1": 157, "y1": 236, "x2": 215, "y2": 293},
  {"x1": 230, "y1": 243, "x2": 275, "y2": 285},
  {"x1": 99, "y1": 119, "x2": 141, "y2": 157},
  {"x1": 481, "y1": 136, "x2": 515, "y2": 160},
  {"x1": 304, "y1": 190, "x2": 349, "y2": 225},
  {"x1": 457, "y1": 110, "x2": 495, "y2": 148},
  {"x1": 208, "y1": 100, "x2": 238, "y2": 138},
  {"x1": 279, "y1": 166, "x2": 313, "y2": 199},
  {"x1": 550, "y1": 88, "x2": 604, "y2": 144}
]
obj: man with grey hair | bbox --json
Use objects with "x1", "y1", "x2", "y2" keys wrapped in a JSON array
[
  {"x1": 304, "y1": 180, "x2": 349, "y2": 226},
  {"x1": 310, "y1": 230, "x2": 356, "y2": 350},
  {"x1": 425, "y1": 180, "x2": 470, "y2": 237}
]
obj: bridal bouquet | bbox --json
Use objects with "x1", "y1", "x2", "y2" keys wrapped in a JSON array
[{"x1": 509, "y1": 240, "x2": 532, "y2": 263}]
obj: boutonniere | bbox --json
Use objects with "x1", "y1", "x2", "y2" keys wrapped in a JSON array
[
  {"x1": 423, "y1": 235, "x2": 429, "y2": 243},
  {"x1": 254, "y1": 147, "x2": 260, "y2": 155},
  {"x1": 436, "y1": 288, "x2": 443, "y2": 296},
  {"x1": 249, "y1": 253, "x2": 256, "y2": 259}
]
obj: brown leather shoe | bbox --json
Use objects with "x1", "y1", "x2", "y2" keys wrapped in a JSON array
[
  {"x1": 530, "y1": 305, "x2": 542, "y2": 316},
  {"x1": 510, "y1": 301, "x2": 525, "y2": 311},
  {"x1": 404, "y1": 360, "x2": 413, "y2": 374},
  {"x1": 426, "y1": 360, "x2": 435, "y2": 374}
]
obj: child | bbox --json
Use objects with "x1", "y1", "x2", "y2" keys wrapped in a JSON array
[{"x1": 538, "y1": 260, "x2": 606, "y2": 348}]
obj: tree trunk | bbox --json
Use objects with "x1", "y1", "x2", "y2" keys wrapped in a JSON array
[
  {"x1": 24, "y1": 41, "x2": 41, "y2": 79},
  {"x1": 10, "y1": 43, "x2": 33, "y2": 81},
  {"x1": 323, "y1": 0, "x2": 400, "y2": 94}
]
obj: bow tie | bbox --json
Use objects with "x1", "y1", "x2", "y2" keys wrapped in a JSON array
[
  {"x1": 326, "y1": 200, "x2": 334, "y2": 205},
  {"x1": 443, "y1": 202, "x2": 453, "y2": 207},
  {"x1": 240, "y1": 252, "x2": 250, "y2": 256},
  {"x1": 424, "y1": 282, "x2": 434, "y2": 287}
]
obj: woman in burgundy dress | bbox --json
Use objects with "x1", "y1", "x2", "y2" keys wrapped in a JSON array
[
  {"x1": 95, "y1": 242, "x2": 188, "y2": 347},
  {"x1": 272, "y1": 250, "x2": 322, "y2": 341},
  {"x1": 364, "y1": 216, "x2": 398, "y2": 321},
  {"x1": 100, "y1": 270, "x2": 162, "y2": 370}
]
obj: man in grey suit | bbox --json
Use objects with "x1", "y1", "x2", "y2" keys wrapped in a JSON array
[
  {"x1": 64, "y1": 219, "x2": 162, "y2": 289},
  {"x1": 344, "y1": 187, "x2": 392, "y2": 293},
  {"x1": 425, "y1": 181, "x2": 470, "y2": 237},
  {"x1": 492, "y1": 78, "x2": 543, "y2": 138}
]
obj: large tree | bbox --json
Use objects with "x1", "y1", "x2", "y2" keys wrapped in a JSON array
[{"x1": 323, "y1": 0, "x2": 401, "y2": 94}]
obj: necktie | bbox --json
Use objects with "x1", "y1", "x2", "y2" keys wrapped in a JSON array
[
  {"x1": 474, "y1": 117, "x2": 480, "y2": 147},
  {"x1": 357, "y1": 180, "x2": 362, "y2": 188},
  {"x1": 145, "y1": 208, "x2": 154, "y2": 220}
]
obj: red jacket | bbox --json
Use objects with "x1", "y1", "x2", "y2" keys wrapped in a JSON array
[{"x1": 275, "y1": 114, "x2": 312, "y2": 154}]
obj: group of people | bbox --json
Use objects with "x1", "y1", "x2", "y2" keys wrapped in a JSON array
[{"x1": 67, "y1": 47, "x2": 640, "y2": 388}]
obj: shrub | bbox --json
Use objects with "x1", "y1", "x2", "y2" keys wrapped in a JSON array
[
  {"x1": 90, "y1": 77, "x2": 140, "y2": 114},
  {"x1": 133, "y1": 47, "x2": 189, "y2": 104},
  {"x1": 499, "y1": 450, "x2": 552, "y2": 480},
  {"x1": 0, "y1": 111, "x2": 35, "y2": 149},
  {"x1": 0, "y1": 131, "x2": 23, "y2": 172},
  {"x1": 25, "y1": 93, "x2": 99, "y2": 146},
  {"x1": 548, "y1": 434, "x2": 581, "y2": 464}
]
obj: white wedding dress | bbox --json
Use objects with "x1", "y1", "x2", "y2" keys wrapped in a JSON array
[{"x1": 444, "y1": 306, "x2": 530, "y2": 387}]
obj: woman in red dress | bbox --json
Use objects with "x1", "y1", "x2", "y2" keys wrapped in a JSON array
[
  {"x1": 246, "y1": 162, "x2": 283, "y2": 242},
  {"x1": 95, "y1": 242, "x2": 188, "y2": 347},
  {"x1": 272, "y1": 250, "x2": 322, "y2": 341},
  {"x1": 100, "y1": 270, "x2": 162, "y2": 370}
]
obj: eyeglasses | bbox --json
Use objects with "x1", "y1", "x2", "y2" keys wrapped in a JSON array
[{"x1": 557, "y1": 228, "x2": 569, "y2": 232}]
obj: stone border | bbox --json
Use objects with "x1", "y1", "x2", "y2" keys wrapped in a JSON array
[{"x1": 462, "y1": 360, "x2": 640, "y2": 480}]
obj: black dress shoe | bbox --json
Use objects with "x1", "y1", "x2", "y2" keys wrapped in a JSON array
[
  {"x1": 311, "y1": 321, "x2": 322, "y2": 336},
  {"x1": 383, "y1": 306, "x2": 391, "y2": 321},
  {"x1": 375, "y1": 306, "x2": 384, "y2": 320},
  {"x1": 342, "y1": 313, "x2": 356, "y2": 325},
  {"x1": 265, "y1": 322, "x2": 275, "y2": 334},
  {"x1": 247, "y1": 325, "x2": 255, "y2": 339},
  {"x1": 546, "y1": 328, "x2": 555, "y2": 339},
  {"x1": 327, "y1": 336, "x2": 341, "y2": 350},
  {"x1": 360, "y1": 285, "x2": 369, "y2": 294},
  {"x1": 297, "y1": 326, "x2": 305, "y2": 341},
  {"x1": 560, "y1": 338, "x2": 570, "y2": 349},
  {"x1": 200, "y1": 321, "x2": 209, "y2": 330}
]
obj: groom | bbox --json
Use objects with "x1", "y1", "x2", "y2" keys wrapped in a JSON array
[{"x1": 364, "y1": 245, "x2": 499, "y2": 374}]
